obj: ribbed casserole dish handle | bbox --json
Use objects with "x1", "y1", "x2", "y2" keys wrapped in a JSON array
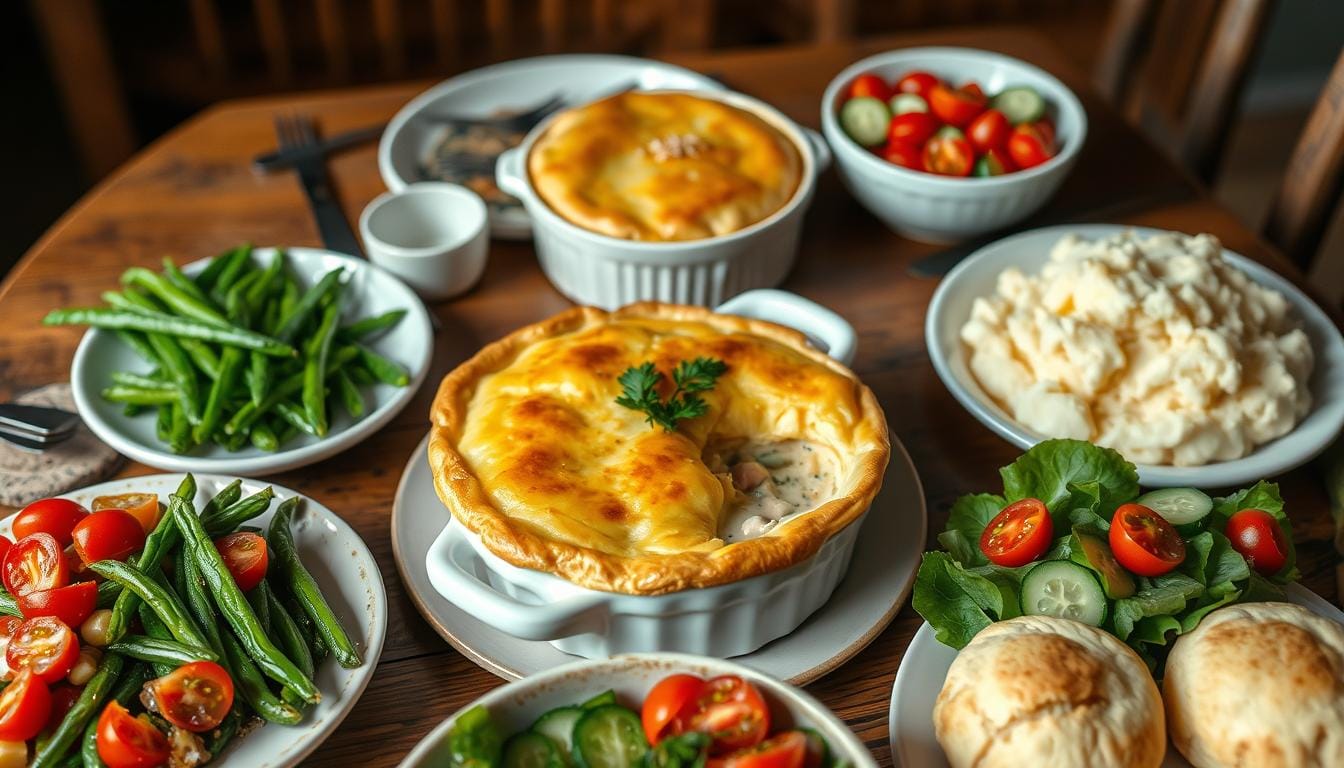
[
  {"x1": 718, "y1": 290, "x2": 857, "y2": 366},
  {"x1": 495, "y1": 147, "x2": 528, "y2": 199}
]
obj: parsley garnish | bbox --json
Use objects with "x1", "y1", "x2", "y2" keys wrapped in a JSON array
[{"x1": 615, "y1": 357, "x2": 728, "y2": 432}]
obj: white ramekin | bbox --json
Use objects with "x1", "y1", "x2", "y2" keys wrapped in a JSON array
[
  {"x1": 496, "y1": 91, "x2": 831, "y2": 309},
  {"x1": 424, "y1": 290, "x2": 865, "y2": 657}
]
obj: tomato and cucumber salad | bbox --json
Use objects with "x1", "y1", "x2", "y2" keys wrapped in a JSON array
[{"x1": 839, "y1": 68, "x2": 1058, "y2": 177}]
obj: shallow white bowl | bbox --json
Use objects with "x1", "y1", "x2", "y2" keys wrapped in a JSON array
[
  {"x1": 70, "y1": 247, "x2": 433, "y2": 475},
  {"x1": 398, "y1": 654, "x2": 877, "y2": 768},
  {"x1": 925, "y1": 224, "x2": 1344, "y2": 488},
  {"x1": 821, "y1": 47, "x2": 1087, "y2": 243}
]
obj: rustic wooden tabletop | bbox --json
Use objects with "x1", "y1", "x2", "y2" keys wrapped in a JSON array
[{"x1": 2, "y1": 25, "x2": 1337, "y2": 766}]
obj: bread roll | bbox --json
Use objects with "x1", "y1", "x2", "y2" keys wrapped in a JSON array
[
  {"x1": 934, "y1": 615, "x2": 1165, "y2": 768},
  {"x1": 1164, "y1": 601, "x2": 1344, "y2": 767}
]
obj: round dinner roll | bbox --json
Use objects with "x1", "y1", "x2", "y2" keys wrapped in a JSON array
[
  {"x1": 1164, "y1": 601, "x2": 1344, "y2": 767},
  {"x1": 934, "y1": 615, "x2": 1165, "y2": 768}
]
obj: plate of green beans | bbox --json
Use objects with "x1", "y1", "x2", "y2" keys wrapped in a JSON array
[{"x1": 49, "y1": 245, "x2": 432, "y2": 474}]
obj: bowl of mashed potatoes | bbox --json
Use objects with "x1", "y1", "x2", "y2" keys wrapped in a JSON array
[{"x1": 926, "y1": 224, "x2": 1344, "y2": 487}]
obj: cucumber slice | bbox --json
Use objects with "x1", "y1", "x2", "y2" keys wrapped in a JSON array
[
  {"x1": 838, "y1": 97, "x2": 890, "y2": 147},
  {"x1": 934, "y1": 125, "x2": 964, "y2": 140},
  {"x1": 573, "y1": 705, "x2": 648, "y2": 768},
  {"x1": 1073, "y1": 529, "x2": 1135, "y2": 599},
  {"x1": 972, "y1": 155, "x2": 1005, "y2": 177},
  {"x1": 579, "y1": 690, "x2": 616, "y2": 710},
  {"x1": 1137, "y1": 488, "x2": 1212, "y2": 526},
  {"x1": 888, "y1": 93, "x2": 928, "y2": 115},
  {"x1": 532, "y1": 706, "x2": 583, "y2": 758},
  {"x1": 503, "y1": 731, "x2": 566, "y2": 768},
  {"x1": 1021, "y1": 560, "x2": 1106, "y2": 626},
  {"x1": 991, "y1": 86, "x2": 1046, "y2": 124}
]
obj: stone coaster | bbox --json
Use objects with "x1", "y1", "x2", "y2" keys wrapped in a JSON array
[{"x1": 0, "y1": 383, "x2": 123, "y2": 507}]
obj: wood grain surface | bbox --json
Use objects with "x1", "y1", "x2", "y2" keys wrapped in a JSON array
[{"x1": 2, "y1": 26, "x2": 1338, "y2": 766}]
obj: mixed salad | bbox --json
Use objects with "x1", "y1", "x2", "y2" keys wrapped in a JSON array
[
  {"x1": 0, "y1": 476, "x2": 361, "y2": 767},
  {"x1": 445, "y1": 672, "x2": 849, "y2": 768},
  {"x1": 912, "y1": 440, "x2": 1298, "y2": 673},
  {"x1": 837, "y1": 69, "x2": 1057, "y2": 177}
]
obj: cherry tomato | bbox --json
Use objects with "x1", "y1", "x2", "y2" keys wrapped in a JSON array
[
  {"x1": 213, "y1": 532, "x2": 269, "y2": 593},
  {"x1": 973, "y1": 147, "x2": 1016, "y2": 177},
  {"x1": 2, "y1": 534, "x2": 69, "y2": 597},
  {"x1": 894, "y1": 71, "x2": 939, "y2": 100},
  {"x1": 642, "y1": 673, "x2": 705, "y2": 744},
  {"x1": 717, "y1": 731, "x2": 808, "y2": 768},
  {"x1": 72, "y1": 510, "x2": 146, "y2": 565},
  {"x1": 0, "y1": 616, "x2": 22, "y2": 682},
  {"x1": 966, "y1": 109, "x2": 1011, "y2": 153},
  {"x1": 0, "y1": 538, "x2": 12, "y2": 566},
  {"x1": 1007, "y1": 123, "x2": 1055, "y2": 169},
  {"x1": 19, "y1": 581, "x2": 98, "y2": 628},
  {"x1": 881, "y1": 141, "x2": 924, "y2": 171},
  {"x1": 961, "y1": 82, "x2": 986, "y2": 100},
  {"x1": 1110, "y1": 503, "x2": 1186, "y2": 577},
  {"x1": 922, "y1": 134, "x2": 975, "y2": 177},
  {"x1": 1031, "y1": 118, "x2": 1056, "y2": 146},
  {"x1": 847, "y1": 73, "x2": 891, "y2": 102},
  {"x1": 979, "y1": 498, "x2": 1053, "y2": 567},
  {"x1": 1225, "y1": 509, "x2": 1289, "y2": 575},
  {"x1": 46, "y1": 683, "x2": 83, "y2": 733},
  {"x1": 7, "y1": 616, "x2": 80, "y2": 684},
  {"x1": 886, "y1": 111, "x2": 938, "y2": 147},
  {"x1": 97, "y1": 701, "x2": 170, "y2": 768},
  {"x1": 674, "y1": 675, "x2": 770, "y2": 755},
  {"x1": 145, "y1": 661, "x2": 234, "y2": 733},
  {"x1": 928, "y1": 83, "x2": 986, "y2": 127},
  {"x1": 0, "y1": 668, "x2": 51, "y2": 741},
  {"x1": 12, "y1": 499, "x2": 89, "y2": 547},
  {"x1": 92, "y1": 494, "x2": 160, "y2": 536}
]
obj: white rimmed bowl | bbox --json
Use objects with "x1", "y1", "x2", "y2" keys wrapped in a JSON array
[
  {"x1": 398, "y1": 654, "x2": 877, "y2": 768},
  {"x1": 495, "y1": 90, "x2": 832, "y2": 309},
  {"x1": 821, "y1": 47, "x2": 1086, "y2": 243},
  {"x1": 359, "y1": 182, "x2": 489, "y2": 300},
  {"x1": 926, "y1": 224, "x2": 1344, "y2": 488}
]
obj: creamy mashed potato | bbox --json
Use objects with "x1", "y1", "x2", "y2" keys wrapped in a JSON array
[{"x1": 960, "y1": 231, "x2": 1314, "y2": 466}]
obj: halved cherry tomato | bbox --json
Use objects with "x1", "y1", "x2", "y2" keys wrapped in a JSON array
[
  {"x1": 2, "y1": 534, "x2": 69, "y2": 597},
  {"x1": 19, "y1": 581, "x2": 98, "y2": 628},
  {"x1": 886, "y1": 111, "x2": 938, "y2": 147},
  {"x1": 7, "y1": 616, "x2": 80, "y2": 684},
  {"x1": 214, "y1": 532, "x2": 268, "y2": 593},
  {"x1": 642, "y1": 673, "x2": 705, "y2": 744},
  {"x1": 72, "y1": 509, "x2": 146, "y2": 565},
  {"x1": 1225, "y1": 509, "x2": 1289, "y2": 575},
  {"x1": 928, "y1": 83, "x2": 986, "y2": 127},
  {"x1": 674, "y1": 675, "x2": 770, "y2": 755},
  {"x1": 979, "y1": 498, "x2": 1052, "y2": 567},
  {"x1": 895, "y1": 71, "x2": 939, "y2": 99},
  {"x1": 847, "y1": 73, "x2": 891, "y2": 102},
  {"x1": 716, "y1": 730, "x2": 808, "y2": 768},
  {"x1": 922, "y1": 134, "x2": 975, "y2": 177},
  {"x1": 46, "y1": 683, "x2": 83, "y2": 733},
  {"x1": 967, "y1": 109, "x2": 1011, "y2": 153},
  {"x1": 0, "y1": 617, "x2": 22, "y2": 682},
  {"x1": 145, "y1": 661, "x2": 234, "y2": 733},
  {"x1": 961, "y1": 82, "x2": 986, "y2": 100},
  {"x1": 13, "y1": 499, "x2": 89, "y2": 547},
  {"x1": 97, "y1": 701, "x2": 170, "y2": 768},
  {"x1": 881, "y1": 141, "x2": 924, "y2": 171},
  {"x1": 1110, "y1": 503, "x2": 1186, "y2": 577},
  {"x1": 0, "y1": 669, "x2": 51, "y2": 741},
  {"x1": 1007, "y1": 123, "x2": 1055, "y2": 169},
  {"x1": 92, "y1": 494, "x2": 160, "y2": 536},
  {"x1": 1031, "y1": 118, "x2": 1056, "y2": 147}
]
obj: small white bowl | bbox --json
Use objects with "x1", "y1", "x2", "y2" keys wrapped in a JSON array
[
  {"x1": 926, "y1": 224, "x2": 1344, "y2": 488},
  {"x1": 397, "y1": 654, "x2": 877, "y2": 768},
  {"x1": 360, "y1": 182, "x2": 488, "y2": 301},
  {"x1": 821, "y1": 47, "x2": 1087, "y2": 243}
]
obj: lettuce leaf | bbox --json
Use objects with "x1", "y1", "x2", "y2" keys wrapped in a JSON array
[
  {"x1": 999, "y1": 439, "x2": 1138, "y2": 515},
  {"x1": 937, "y1": 493, "x2": 1005, "y2": 566},
  {"x1": 912, "y1": 552, "x2": 1022, "y2": 649}
]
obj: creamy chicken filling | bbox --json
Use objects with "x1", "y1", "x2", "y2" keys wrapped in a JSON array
[{"x1": 707, "y1": 439, "x2": 837, "y2": 542}]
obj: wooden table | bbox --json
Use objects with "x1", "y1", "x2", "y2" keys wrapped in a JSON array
[{"x1": 3, "y1": 26, "x2": 1338, "y2": 766}]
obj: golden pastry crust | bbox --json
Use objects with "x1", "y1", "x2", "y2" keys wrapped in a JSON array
[
  {"x1": 428, "y1": 303, "x2": 888, "y2": 595},
  {"x1": 527, "y1": 91, "x2": 803, "y2": 242}
]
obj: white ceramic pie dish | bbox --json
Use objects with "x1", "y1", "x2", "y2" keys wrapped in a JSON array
[
  {"x1": 496, "y1": 90, "x2": 832, "y2": 309},
  {"x1": 424, "y1": 290, "x2": 869, "y2": 657}
]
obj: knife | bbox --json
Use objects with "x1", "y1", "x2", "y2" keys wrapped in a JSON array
[
  {"x1": 253, "y1": 123, "x2": 386, "y2": 173},
  {"x1": 0, "y1": 403, "x2": 80, "y2": 438}
]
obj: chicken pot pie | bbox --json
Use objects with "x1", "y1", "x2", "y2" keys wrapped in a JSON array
[
  {"x1": 526, "y1": 91, "x2": 804, "y2": 242},
  {"x1": 428, "y1": 303, "x2": 888, "y2": 595}
]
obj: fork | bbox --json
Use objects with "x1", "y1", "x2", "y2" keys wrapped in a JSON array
[
  {"x1": 419, "y1": 92, "x2": 566, "y2": 132},
  {"x1": 274, "y1": 114, "x2": 365, "y2": 259}
]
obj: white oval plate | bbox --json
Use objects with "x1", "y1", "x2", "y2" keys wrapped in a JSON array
[
  {"x1": 70, "y1": 246, "x2": 433, "y2": 475},
  {"x1": 888, "y1": 584, "x2": 1344, "y2": 767},
  {"x1": 926, "y1": 224, "x2": 1344, "y2": 488},
  {"x1": 398, "y1": 654, "x2": 877, "y2": 768},
  {"x1": 13, "y1": 473, "x2": 387, "y2": 768},
  {"x1": 378, "y1": 54, "x2": 724, "y2": 240},
  {"x1": 391, "y1": 432, "x2": 926, "y2": 685}
]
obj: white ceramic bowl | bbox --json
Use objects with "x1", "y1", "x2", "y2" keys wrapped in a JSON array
[
  {"x1": 821, "y1": 47, "x2": 1087, "y2": 243},
  {"x1": 496, "y1": 91, "x2": 832, "y2": 309},
  {"x1": 424, "y1": 290, "x2": 868, "y2": 657},
  {"x1": 359, "y1": 182, "x2": 490, "y2": 300},
  {"x1": 926, "y1": 224, "x2": 1344, "y2": 488},
  {"x1": 397, "y1": 654, "x2": 877, "y2": 768}
]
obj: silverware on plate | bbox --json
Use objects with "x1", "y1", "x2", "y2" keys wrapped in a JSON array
[
  {"x1": 418, "y1": 92, "x2": 566, "y2": 132},
  {"x1": 273, "y1": 114, "x2": 366, "y2": 259}
]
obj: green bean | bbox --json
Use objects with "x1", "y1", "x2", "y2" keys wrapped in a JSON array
[
  {"x1": 137, "y1": 604, "x2": 179, "y2": 678},
  {"x1": 282, "y1": 593, "x2": 327, "y2": 661},
  {"x1": 177, "y1": 338, "x2": 221, "y2": 380},
  {"x1": 0, "y1": 590, "x2": 19, "y2": 617},
  {"x1": 171, "y1": 488, "x2": 319, "y2": 701},
  {"x1": 249, "y1": 420, "x2": 279, "y2": 452},
  {"x1": 110, "y1": 372, "x2": 174, "y2": 390},
  {"x1": 303, "y1": 295, "x2": 342, "y2": 437},
  {"x1": 220, "y1": 626, "x2": 304, "y2": 724},
  {"x1": 334, "y1": 369, "x2": 364, "y2": 419},
  {"x1": 274, "y1": 401, "x2": 319, "y2": 436},
  {"x1": 107, "y1": 635, "x2": 216, "y2": 666},
  {"x1": 89, "y1": 560, "x2": 211, "y2": 653},
  {"x1": 203, "y1": 486, "x2": 275, "y2": 538},
  {"x1": 275, "y1": 278, "x2": 300, "y2": 333},
  {"x1": 269, "y1": 498, "x2": 361, "y2": 668},
  {"x1": 195, "y1": 243, "x2": 251, "y2": 292},
  {"x1": 222, "y1": 430, "x2": 249, "y2": 452},
  {"x1": 31, "y1": 652, "x2": 125, "y2": 768},
  {"x1": 43, "y1": 308, "x2": 297, "y2": 357},
  {"x1": 195, "y1": 346, "x2": 243, "y2": 444},
  {"x1": 265, "y1": 584, "x2": 314, "y2": 680},
  {"x1": 113, "y1": 330, "x2": 158, "y2": 364},
  {"x1": 95, "y1": 581, "x2": 120, "y2": 610},
  {"x1": 212, "y1": 245, "x2": 255, "y2": 299},
  {"x1": 245, "y1": 249, "x2": 285, "y2": 309},
  {"x1": 122, "y1": 267, "x2": 231, "y2": 328},
  {"x1": 101, "y1": 386, "x2": 178, "y2": 406},
  {"x1": 354, "y1": 343, "x2": 410, "y2": 386},
  {"x1": 346, "y1": 363, "x2": 376, "y2": 387},
  {"x1": 101, "y1": 291, "x2": 153, "y2": 314},
  {"x1": 338, "y1": 309, "x2": 407, "y2": 342},
  {"x1": 275, "y1": 268, "x2": 344, "y2": 344},
  {"x1": 167, "y1": 402, "x2": 194, "y2": 454},
  {"x1": 161, "y1": 258, "x2": 218, "y2": 310},
  {"x1": 177, "y1": 546, "x2": 222, "y2": 656},
  {"x1": 248, "y1": 580, "x2": 272, "y2": 636},
  {"x1": 143, "y1": 331, "x2": 201, "y2": 426},
  {"x1": 274, "y1": 418, "x2": 299, "y2": 445},
  {"x1": 224, "y1": 345, "x2": 357, "y2": 435},
  {"x1": 246, "y1": 352, "x2": 270, "y2": 408},
  {"x1": 155, "y1": 403, "x2": 172, "y2": 443}
]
